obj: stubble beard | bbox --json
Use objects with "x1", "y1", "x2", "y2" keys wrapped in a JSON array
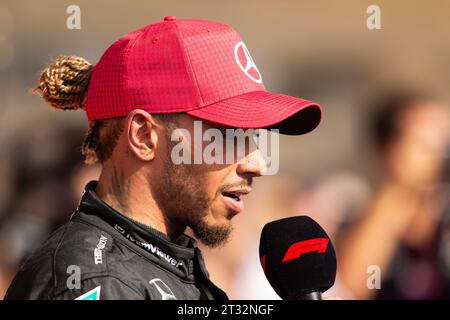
[{"x1": 152, "y1": 139, "x2": 233, "y2": 248}]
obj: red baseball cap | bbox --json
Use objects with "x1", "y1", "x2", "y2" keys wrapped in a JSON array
[{"x1": 86, "y1": 16, "x2": 322, "y2": 135}]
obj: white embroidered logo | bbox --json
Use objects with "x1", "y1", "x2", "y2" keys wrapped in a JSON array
[
  {"x1": 234, "y1": 41, "x2": 262, "y2": 84},
  {"x1": 149, "y1": 278, "x2": 177, "y2": 300},
  {"x1": 94, "y1": 235, "x2": 107, "y2": 265}
]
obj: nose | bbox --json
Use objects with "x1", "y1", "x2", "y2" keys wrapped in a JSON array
[{"x1": 236, "y1": 150, "x2": 266, "y2": 178}]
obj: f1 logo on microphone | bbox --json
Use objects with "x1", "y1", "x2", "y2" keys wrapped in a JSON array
[{"x1": 282, "y1": 238, "x2": 329, "y2": 263}]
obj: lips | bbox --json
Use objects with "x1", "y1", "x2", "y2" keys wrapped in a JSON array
[{"x1": 220, "y1": 188, "x2": 251, "y2": 213}]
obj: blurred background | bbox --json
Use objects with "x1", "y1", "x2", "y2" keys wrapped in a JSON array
[{"x1": 1, "y1": 0, "x2": 450, "y2": 299}]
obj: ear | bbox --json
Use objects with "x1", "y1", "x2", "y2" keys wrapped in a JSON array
[{"x1": 126, "y1": 109, "x2": 159, "y2": 161}]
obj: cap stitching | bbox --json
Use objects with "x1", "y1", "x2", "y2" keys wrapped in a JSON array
[
  {"x1": 172, "y1": 21, "x2": 205, "y2": 107},
  {"x1": 122, "y1": 29, "x2": 146, "y2": 116}
]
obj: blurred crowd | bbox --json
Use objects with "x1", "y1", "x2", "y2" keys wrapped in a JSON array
[{"x1": 0, "y1": 121, "x2": 103, "y2": 297}]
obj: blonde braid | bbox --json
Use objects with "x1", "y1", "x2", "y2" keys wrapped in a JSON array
[{"x1": 34, "y1": 55, "x2": 92, "y2": 110}]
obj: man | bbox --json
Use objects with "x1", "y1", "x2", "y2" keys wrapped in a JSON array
[
  {"x1": 339, "y1": 92, "x2": 450, "y2": 299},
  {"x1": 5, "y1": 16, "x2": 321, "y2": 300}
]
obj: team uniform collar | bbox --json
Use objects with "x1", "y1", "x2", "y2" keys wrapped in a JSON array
[{"x1": 74, "y1": 180, "x2": 205, "y2": 281}]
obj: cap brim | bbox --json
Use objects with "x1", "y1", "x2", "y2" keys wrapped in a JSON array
[{"x1": 186, "y1": 90, "x2": 322, "y2": 135}]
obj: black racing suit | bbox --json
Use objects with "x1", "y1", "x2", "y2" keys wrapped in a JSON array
[{"x1": 5, "y1": 181, "x2": 228, "y2": 300}]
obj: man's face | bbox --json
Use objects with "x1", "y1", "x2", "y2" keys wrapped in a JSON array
[
  {"x1": 151, "y1": 114, "x2": 265, "y2": 247},
  {"x1": 385, "y1": 102, "x2": 450, "y2": 189}
]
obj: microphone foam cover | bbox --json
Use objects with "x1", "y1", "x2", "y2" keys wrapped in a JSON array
[{"x1": 259, "y1": 216, "x2": 337, "y2": 299}]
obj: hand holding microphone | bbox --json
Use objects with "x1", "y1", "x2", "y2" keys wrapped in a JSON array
[{"x1": 259, "y1": 216, "x2": 337, "y2": 300}]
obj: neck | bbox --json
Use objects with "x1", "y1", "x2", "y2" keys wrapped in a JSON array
[{"x1": 95, "y1": 162, "x2": 186, "y2": 240}]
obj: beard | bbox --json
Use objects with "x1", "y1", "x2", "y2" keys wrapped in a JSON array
[
  {"x1": 188, "y1": 212, "x2": 234, "y2": 248},
  {"x1": 151, "y1": 137, "x2": 233, "y2": 248}
]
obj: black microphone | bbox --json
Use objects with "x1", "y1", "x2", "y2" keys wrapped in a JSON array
[{"x1": 259, "y1": 215, "x2": 337, "y2": 300}]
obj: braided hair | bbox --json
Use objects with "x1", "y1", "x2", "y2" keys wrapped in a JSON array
[{"x1": 34, "y1": 55, "x2": 125, "y2": 165}]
